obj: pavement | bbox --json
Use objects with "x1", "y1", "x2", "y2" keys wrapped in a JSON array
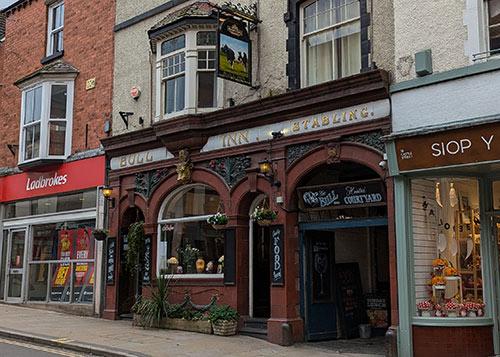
[{"x1": 0, "y1": 304, "x2": 385, "y2": 357}]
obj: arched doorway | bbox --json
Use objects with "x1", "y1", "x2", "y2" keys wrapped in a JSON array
[
  {"x1": 296, "y1": 162, "x2": 390, "y2": 344},
  {"x1": 118, "y1": 207, "x2": 145, "y2": 318},
  {"x1": 248, "y1": 194, "x2": 271, "y2": 319}
]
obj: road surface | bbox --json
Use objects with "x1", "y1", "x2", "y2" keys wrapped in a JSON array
[{"x1": 0, "y1": 338, "x2": 87, "y2": 357}]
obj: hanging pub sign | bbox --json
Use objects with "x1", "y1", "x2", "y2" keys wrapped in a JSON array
[
  {"x1": 298, "y1": 179, "x2": 386, "y2": 211},
  {"x1": 217, "y1": 14, "x2": 252, "y2": 86}
]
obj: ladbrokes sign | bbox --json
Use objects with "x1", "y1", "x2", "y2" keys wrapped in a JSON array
[{"x1": 395, "y1": 121, "x2": 499, "y2": 172}]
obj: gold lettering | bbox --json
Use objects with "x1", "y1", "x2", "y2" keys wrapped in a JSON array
[
  {"x1": 349, "y1": 110, "x2": 357, "y2": 121},
  {"x1": 322, "y1": 115, "x2": 330, "y2": 126},
  {"x1": 292, "y1": 122, "x2": 300, "y2": 132},
  {"x1": 302, "y1": 119, "x2": 310, "y2": 130},
  {"x1": 341, "y1": 112, "x2": 347, "y2": 122},
  {"x1": 137, "y1": 154, "x2": 144, "y2": 164},
  {"x1": 238, "y1": 131, "x2": 249, "y2": 145},
  {"x1": 120, "y1": 156, "x2": 127, "y2": 168},
  {"x1": 360, "y1": 107, "x2": 369, "y2": 118},
  {"x1": 128, "y1": 155, "x2": 136, "y2": 166},
  {"x1": 146, "y1": 152, "x2": 154, "y2": 162},
  {"x1": 312, "y1": 118, "x2": 320, "y2": 128},
  {"x1": 332, "y1": 113, "x2": 339, "y2": 124}
]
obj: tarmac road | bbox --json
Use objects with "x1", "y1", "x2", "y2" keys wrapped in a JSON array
[{"x1": 0, "y1": 338, "x2": 88, "y2": 357}]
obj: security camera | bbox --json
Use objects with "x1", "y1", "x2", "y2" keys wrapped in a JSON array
[{"x1": 379, "y1": 160, "x2": 387, "y2": 169}]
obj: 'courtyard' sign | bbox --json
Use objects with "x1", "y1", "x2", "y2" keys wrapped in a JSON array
[{"x1": 298, "y1": 179, "x2": 386, "y2": 211}]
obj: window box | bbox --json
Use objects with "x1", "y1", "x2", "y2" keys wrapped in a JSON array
[{"x1": 159, "y1": 318, "x2": 213, "y2": 334}]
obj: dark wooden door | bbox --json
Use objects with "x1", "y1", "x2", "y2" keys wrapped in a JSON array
[
  {"x1": 305, "y1": 231, "x2": 337, "y2": 340},
  {"x1": 253, "y1": 223, "x2": 270, "y2": 318}
]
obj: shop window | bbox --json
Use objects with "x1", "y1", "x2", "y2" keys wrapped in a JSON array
[
  {"x1": 487, "y1": 0, "x2": 500, "y2": 53},
  {"x1": 19, "y1": 80, "x2": 74, "y2": 165},
  {"x1": 301, "y1": 0, "x2": 361, "y2": 87},
  {"x1": 412, "y1": 178, "x2": 486, "y2": 318},
  {"x1": 156, "y1": 30, "x2": 217, "y2": 119},
  {"x1": 28, "y1": 221, "x2": 95, "y2": 304},
  {"x1": 493, "y1": 181, "x2": 500, "y2": 210},
  {"x1": 157, "y1": 185, "x2": 224, "y2": 277},
  {"x1": 4, "y1": 189, "x2": 97, "y2": 219},
  {"x1": 47, "y1": 1, "x2": 64, "y2": 56}
]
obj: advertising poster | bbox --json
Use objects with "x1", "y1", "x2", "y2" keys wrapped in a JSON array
[
  {"x1": 218, "y1": 14, "x2": 251, "y2": 86},
  {"x1": 73, "y1": 227, "x2": 94, "y2": 303},
  {"x1": 51, "y1": 229, "x2": 73, "y2": 301}
]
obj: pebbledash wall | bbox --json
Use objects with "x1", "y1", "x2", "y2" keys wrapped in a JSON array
[
  {"x1": 387, "y1": 1, "x2": 500, "y2": 356},
  {"x1": 103, "y1": 0, "x2": 398, "y2": 347},
  {"x1": 0, "y1": 0, "x2": 115, "y2": 315}
]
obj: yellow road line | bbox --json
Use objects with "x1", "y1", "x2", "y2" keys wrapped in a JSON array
[{"x1": 0, "y1": 337, "x2": 84, "y2": 356}]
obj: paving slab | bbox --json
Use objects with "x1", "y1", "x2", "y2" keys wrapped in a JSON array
[{"x1": 0, "y1": 304, "x2": 383, "y2": 357}]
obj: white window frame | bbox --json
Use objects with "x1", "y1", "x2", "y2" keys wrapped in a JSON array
[
  {"x1": 485, "y1": 0, "x2": 500, "y2": 56},
  {"x1": 154, "y1": 28, "x2": 222, "y2": 122},
  {"x1": 18, "y1": 79, "x2": 74, "y2": 165},
  {"x1": 46, "y1": 1, "x2": 64, "y2": 56},
  {"x1": 299, "y1": 0, "x2": 361, "y2": 88}
]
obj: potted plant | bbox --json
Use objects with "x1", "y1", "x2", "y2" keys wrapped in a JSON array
[
  {"x1": 207, "y1": 212, "x2": 228, "y2": 230},
  {"x1": 92, "y1": 229, "x2": 108, "y2": 241},
  {"x1": 251, "y1": 206, "x2": 277, "y2": 226},
  {"x1": 209, "y1": 305, "x2": 239, "y2": 336},
  {"x1": 445, "y1": 301, "x2": 462, "y2": 317},
  {"x1": 133, "y1": 275, "x2": 172, "y2": 328},
  {"x1": 178, "y1": 244, "x2": 200, "y2": 274}
]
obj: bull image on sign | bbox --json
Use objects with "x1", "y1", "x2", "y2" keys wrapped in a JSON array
[{"x1": 218, "y1": 15, "x2": 251, "y2": 86}]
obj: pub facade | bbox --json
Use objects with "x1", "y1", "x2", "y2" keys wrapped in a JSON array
[{"x1": 103, "y1": 0, "x2": 398, "y2": 347}]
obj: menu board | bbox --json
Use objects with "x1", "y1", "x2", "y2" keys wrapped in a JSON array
[
  {"x1": 142, "y1": 236, "x2": 152, "y2": 285},
  {"x1": 106, "y1": 237, "x2": 116, "y2": 285},
  {"x1": 335, "y1": 263, "x2": 365, "y2": 338},
  {"x1": 271, "y1": 225, "x2": 284, "y2": 286}
]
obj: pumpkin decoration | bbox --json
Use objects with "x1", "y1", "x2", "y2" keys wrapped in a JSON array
[
  {"x1": 444, "y1": 267, "x2": 459, "y2": 276},
  {"x1": 196, "y1": 258, "x2": 206, "y2": 273}
]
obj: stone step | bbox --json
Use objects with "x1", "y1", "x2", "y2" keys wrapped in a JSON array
[
  {"x1": 239, "y1": 326, "x2": 268, "y2": 340},
  {"x1": 242, "y1": 317, "x2": 268, "y2": 330}
]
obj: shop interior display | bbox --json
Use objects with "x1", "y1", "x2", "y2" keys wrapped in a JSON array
[{"x1": 415, "y1": 179, "x2": 485, "y2": 318}]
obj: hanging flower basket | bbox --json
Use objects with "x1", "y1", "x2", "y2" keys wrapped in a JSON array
[
  {"x1": 207, "y1": 213, "x2": 228, "y2": 230},
  {"x1": 92, "y1": 229, "x2": 108, "y2": 241},
  {"x1": 251, "y1": 206, "x2": 277, "y2": 226}
]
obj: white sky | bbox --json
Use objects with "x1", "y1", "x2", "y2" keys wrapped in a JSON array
[{"x1": 0, "y1": 0, "x2": 16, "y2": 10}]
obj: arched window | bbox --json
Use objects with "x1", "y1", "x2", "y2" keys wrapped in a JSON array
[{"x1": 157, "y1": 185, "x2": 224, "y2": 277}]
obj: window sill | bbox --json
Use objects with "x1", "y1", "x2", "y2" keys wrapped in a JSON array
[
  {"x1": 18, "y1": 158, "x2": 65, "y2": 171},
  {"x1": 163, "y1": 274, "x2": 223, "y2": 280},
  {"x1": 41, "y1": 50, "x2": 64, "y2": 65},
  {"x1": 412, "y1": 316, "x2": 494, "y2": 327}
]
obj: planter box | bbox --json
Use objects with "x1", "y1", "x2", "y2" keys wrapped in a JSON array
[
  {"x1": 212, "y1": 320, "x2": 237, "y2": 336},
  {"x1": 160, "y1": 318, "x2": 213, "y2": 334}
]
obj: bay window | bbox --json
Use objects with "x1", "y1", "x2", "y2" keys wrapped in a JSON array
[
  {"x1": 156, "y1": 30, "x2": 218, "y2": 119},
  {"x1": 301, "y1": 0, "x2": 361, "y2": 86},
  {"x1": 19, "y1": 80, "x2": 74, "y2": 166}
]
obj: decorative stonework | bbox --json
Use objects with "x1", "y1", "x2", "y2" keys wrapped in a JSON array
[
  {"x1": 343, "y1": 131, "x2": 385, "y2": 152},
  {"x1": 326, "y1": 143, "x2": 341, "y2": 165},
  {"x1": 176, "y1": 149, "x2": 193, "y2": 185},
  {"x1": 287, "y1": 142, "x2": 320, "y2": 167},
  {"x1": 207, "y1": 156, "x2": 251, "y2": 188},
  {"x1": 135, "y1": 169, "x2": 169, "y2": 199}
]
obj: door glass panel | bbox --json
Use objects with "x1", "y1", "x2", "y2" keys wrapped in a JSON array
[
  {"x1": 8, "y1": 231, "x2": 26, "y2": 299},
  {"x1": 10, "y1": 232, "x2": 25, "y2": 269}
]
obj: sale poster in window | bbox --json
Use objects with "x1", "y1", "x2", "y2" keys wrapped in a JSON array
[
  {"x1": 51, "y1": 229, "x2": 73, "y2": 301},
  {"x1": 73, "y1": 228, "x2": 94, "y2": 303}
]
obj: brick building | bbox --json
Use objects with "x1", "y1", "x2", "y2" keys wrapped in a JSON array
[
  {"x1": 0, "y1": 0, "x2": 115, "y2": 315},
  {"x1": 102, "y1": 0, "x2": 397, "y2": 350}
]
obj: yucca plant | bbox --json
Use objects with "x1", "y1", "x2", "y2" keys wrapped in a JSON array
[{"x1": 133, "y1": 275, "x2": 173, "y2": 328}]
